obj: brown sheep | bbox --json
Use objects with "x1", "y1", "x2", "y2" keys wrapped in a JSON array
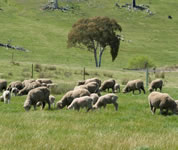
[
  {"x1": 149, "y1": 79, "x2": 163, "y2": 93},
  {"x1": 67, "y1": 96, "x2": 93, "y2": 112},
  {"x1": 18, "y1": 81, "x2": 42, "y2": 96},
  {"x1": 7, "y1": 81, "x2": 24, "y2": 92},
  {"x1": 0, "y1": 80, "x2": 7, "y2": 92},
  {"x1": 36, "y1": 95, "x2": 55, "y2": 108},
  {"x1": 123, "y1": 79, "x2": 145, "y2": 94},
  {"x1": 99, "y1": 79, "x2": 116, "y2": 93},
  {"x1": 93, "y1": 93, "x2": 118, "y2": 111},
  {"x1": 56, "y1": 89, "x2": 90, "y2": 109},
  {"x1": 24, "y1": 87, "x2": 50, "y2": 111},
  {"x1": 148, "y1": 92, "x2": 177, "y2": 115}
]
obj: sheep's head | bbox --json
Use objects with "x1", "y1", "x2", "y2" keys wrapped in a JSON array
[
  {"x1": 24, "y1": 105, "x2": 31, "y2": 111},
  {"x1": 122, "y1": 87, "x2": 129, "y2": 93},
  {"x1": 56, "y1": 101, "x2": 64, "y2": 109},
  {"x1": 149, "y1": 88, "x2": 153, "y2": 93}
]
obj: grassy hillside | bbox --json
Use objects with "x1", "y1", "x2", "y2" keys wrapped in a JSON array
[{"x1": 0, "y1": 0, "x2": 178, "y2": 70}]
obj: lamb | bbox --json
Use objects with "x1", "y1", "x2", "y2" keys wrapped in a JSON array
[
  {"x1": 77, "y1": 77, "x2": 101, "y2": 87},
  {"x1": 99, "y1": 79, "x2": 116, "y2": 93},
  {"x1": 67, "y1": 96, "x2": 93, "y2": 112},
  {"x1": 0, "y1": 79, "x2": 7, "y2": 92},
  {"x1": 148, "y1": 92, "x2": 177, "y2": 115},
  {"x1": 24, "y1": 87, "x2": 50, "y2": 111},
  {"x1": 90, "y1": 93, "x2": 99, "y2": 105},
  {"x1": 74, "y1": 82, "x2": 100, "y2": 95},
  {"x1": 149, "y1": 79, "x2": 163, "y2": 93},
  {"x1": 11, "y1": 87, "x2": 19, "y2": 96},
  {"x1": 122, "y1": 79, "x2": 145, "y2": 94},
  {"x1": 93, "y1": 93, "x2": 118, "y2": 111},
  {"x1": 7, "y1": 81, "x2": 24, "y2": 92},
  {"x1": 36, "y1": 95, "x2": 55, "y2": 108},
  {"x1": 3, "y1": 90, "x2": 11, "y2": 104},
  {"x1": 18, "y1": 81, "x2": 42, "y2": 96},
  {"x1": 56, "y1": 89, "x2": 90, "y2": 109},
  {"x1": 114, "y1": 83, "x2": 120, "y2": 93}
]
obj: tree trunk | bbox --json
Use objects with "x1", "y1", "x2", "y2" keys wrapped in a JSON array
[
  {"x1": 94, "y1": 49, "x2": 98, "y2": 67},
  {"x1": 98, "y1": 47, "x2": 105, "y2": 67},
  {"x1": 133, "y1": 0, "x2": 136, "y2": 7}
]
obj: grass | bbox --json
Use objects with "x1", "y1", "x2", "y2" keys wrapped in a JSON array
[
  {"x1": 0, "y1": 0, "x2": 178, "y2": 149},
  {"x1": 0, "y1": 88, "x2": 178, "y2": 150}
]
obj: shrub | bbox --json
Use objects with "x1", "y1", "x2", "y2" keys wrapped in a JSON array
[
  {"x1": 121, "y1": 78, "x2": 129, "y2": 85},
  {"x1": 35, "y1": 64, "x2": 42, "y2": 72},
  {"x1": 128, "y1": 56, "x2": 155, "y2": 69}
]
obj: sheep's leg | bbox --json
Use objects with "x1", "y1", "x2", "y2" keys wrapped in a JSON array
[
  {"x1": 103, "y1": 104, "x2": 106, "y2": 109},
  {"x1": 152, "y1": 107, "x2": 156, "y2": 114},
  {"x1": 113, "y1": 102, "x2": 118, "y2": 111},
  {"x1": 42, "y1": 102, "x2": 46, "y2": 110},
  {"x1": 141, "y1": 86, "x2": 146, "y2": 94},
  {"x1": 112, "y1": 87, "x2": 115, "y2": 93},
  {"x1": 160, "y1": 87, "x2": 162, "y2": 92},
  {"x1": 138, "y1": 89, "x2": 141, "y2": 94},
  {"x1": 160, "y1": 108, "x2": 164, "y2": 115},
  {"x1": 132, "y1": 90, "x2": 135, "y2": 94},
  {"x1": 47, "y1": 101, "x2": 51, "y2": 110}
]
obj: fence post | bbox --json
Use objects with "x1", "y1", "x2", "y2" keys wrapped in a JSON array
[
  {"x1": 83, "y1": 67, "x2": 85, "y2": 80},
  {"x1": 32, "y1": 64, "x2": 34, "y2": 78},
  {"x1": 11, "y1": 52, "x2": 14, "y2": 63},
  {"x1": 145, "y1": 63, "x2": 149, "y2": 88}
]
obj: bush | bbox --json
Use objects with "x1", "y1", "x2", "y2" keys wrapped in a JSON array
[
  {"x1": 128, "y1": 56, "x2": 155, "y2": 69},
  {"x1": 121, "y1": 78, "x2": 129, "y2": 85}
]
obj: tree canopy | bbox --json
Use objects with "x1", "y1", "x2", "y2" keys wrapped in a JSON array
[{"x1": 67, "y1": 16, "x2": 122, "y2": 67}]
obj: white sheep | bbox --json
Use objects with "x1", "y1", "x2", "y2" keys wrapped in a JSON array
[
  {"x1": 67, "y1": 96, "x2": 93, "y2": 112},
  {"x1": 3, "y1": 90, "x2": 11, "y2": 104},
  {"x1": 149, "y1": 79, "x2": 163, "y2": 93},
  {"x1": 114, "y1": 83, "x2": 120, "y2": 93},
  {"x1": 90, "y1": 93, "x2": 99, "y2": 105},
  {"x1": 93, "y1": 93, "x2": 118, "y2": 111},
  {"x1": 11, "y1": 87, "x2": 19, "y2": 96}
]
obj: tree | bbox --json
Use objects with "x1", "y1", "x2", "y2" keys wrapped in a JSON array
[
  {"x1": 67, "y1": 16, "x2": 122, "y2": 67},
  {"x1": 133, "y1": 0, "x2": 136, "y2": 7}
]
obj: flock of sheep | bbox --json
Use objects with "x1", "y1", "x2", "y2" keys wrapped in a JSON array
[{"x1": 0, "y1": 77, "x2": 178, "y2": 115}]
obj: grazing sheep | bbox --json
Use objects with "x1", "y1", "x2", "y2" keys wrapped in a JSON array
[
  {"x1": 67, "y1": 96, "x2": 93, "y2": 112},
  {"x1": 3, "y1": 90, "x2": 11, "y2": 104},
  {"x1": 24, "y1": 87, "x2": 50, "y2": 111},
  {"x1": 36, "y1": 79, "x2": 52, "y2": 85},
  {"x1": 148, "y1": 92, "x2": 177, "y2": 115},
  {"x1": 149, "y1": 79, "x2": 163, "y2": 93},
  {"x1": 114, "y1": 83, "x2": 120, "y2": 93},
  {"x1": 0, "y1": 80, "x2": 7, "y2": 92},
  {"x1": 99, "y1": 79, "x2": 116, "y2": 93},
  {"x1": 123, "y1": 79, "x2": 145, "y2": 94},
  {"x1": 56, "y1": 89, "x2": 90, "y2": 109},
  {"x1": 93, "y1": 93, "x2": 118, "y2": 111},
  {"x1": 22, "y1": 79, "x2": 36, "y2": 87},
  {"x1": 77, "y1": 77, "x2": 101, "y2": 87},
  {"x1": 18, "y1": 81, "x2": 42, "y2": 96},
  {"x1": 7, "y1": 81, "x2": 24, "y2": 92},
  {"x1": 36, "y1": 95, "x2": 55, "y2": 108},
  {"x1": 11, "y1": 87, "x2": 19, "y2": 96},
  {"x1": 74, "y1": 82, "x2": 100, "y2": 94},
  {"x1": 90, "y1": 93, "x2": 99, "y2": 105}
]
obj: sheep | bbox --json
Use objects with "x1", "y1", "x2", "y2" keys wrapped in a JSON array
[
  {"x1": 93, "y1": 93, "x2": 118, "y2": 111},
  {"x1": 114, "y1": 83, "x2": 120, "y2": 93},
  {"x1": 7, "y1": 81, "x2": 24, "y2": 92},
  {"x1": 122, "y1": 79, "x2": 145, "y2": 94},
  {"x1": 74, "y1": 82, "x2": 100, "y2": 95},
  {"x1": 24, "y1": 87, "x2": 50, "y2": 111},
  {"x1": 77, "y1": 77, "x2": 101, "y2": 87},
  {"x1": 148, "y1": 92, "x2": 177, "y2": 115},
  {"x1": 3, "y1": 90, "x2": 11, "y2": 104},
  {"x1": 36, "y1": 95, "x2": 55, "y2": 108},
  {"x1": 149, "y1": 79, "x2": 163, "y2": 93},
  {"x1": 11, "y1": 87, "x2": 19, "y2": 96},
  {"x1": 67, "y1": 96, "x2": 93, "y2": 112},
  {"x1": 22, "y1": 79, "x2": 36, "y2": 87},
  {"x1": 99, "y1": 79, "x2": 116, "y2": 93},
  {"x1": 90, "y1": 93, "x2": 99, "y2": 105},
  {"x1": 56, "y1": 89, "x2": 90, "y2": 109},
  {"x1": 18, "y1": 81, "x2": 42, "y2": 96},
  {"x1": 0, "y1": 79, "x2": 7, "y2": 92},
  {"x1": 36, "y1": 79, "x2": 52, "y2": 85}
]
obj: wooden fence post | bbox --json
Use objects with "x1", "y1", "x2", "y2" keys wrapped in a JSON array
[{"x1": 32, "y1": 64, "x2": 34, "y2": 78}]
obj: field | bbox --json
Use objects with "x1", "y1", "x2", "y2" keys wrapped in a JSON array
[{"x1": 0, "y1": 0, "x2": 178, "y2": 149}]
